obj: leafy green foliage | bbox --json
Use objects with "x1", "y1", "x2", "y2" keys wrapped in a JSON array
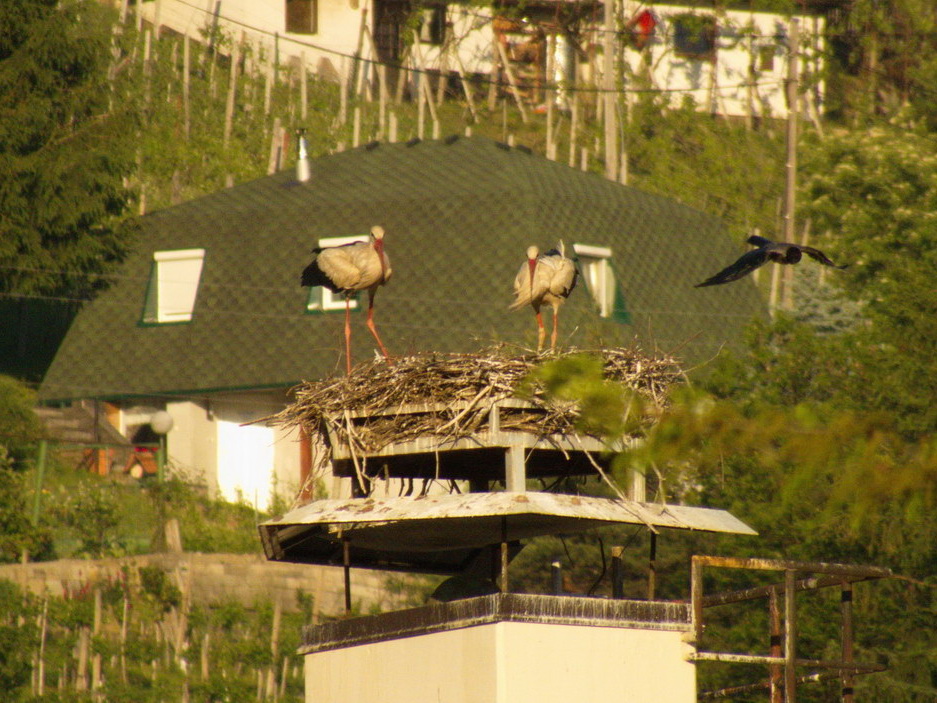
[
  {"x1": 0, "y1": 375, "x2": 42, "y2": 467},
  {"x1": 0, "y1": 447, "x2": 54, "y2": 563},
  {"x1": 0, "y1": 0, "x2": 138, "y2": 299},
  {"x1": 521, "y1": 354, "x2": 647, "y2": 438},
  {"x1": 624, "y1": 97, "x2": 785, "y2": 242},
  {"x1": 51, "y1": 480, "x2": 125, "y2": 558},
  {"x1": 139, "y1": 566, "x2": 182, "y2": 612}
]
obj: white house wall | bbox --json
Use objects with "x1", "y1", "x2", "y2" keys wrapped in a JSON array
[
  {"x1": 166, "y1": 400, "x2": 219, "y2": 491},
  {"x1": 304, "y1": 620, "x2": 696, "y2": 703},
  {"x1": 165, "y1": 395, "x2": 299, "y2": 511},
  {"x1": 131, "y1": 0, "x2": 820, "y2": 120},
  {"x1": 136, "y1": 0, "x2": 372, "y2": 80},
  {"x1": 621, "y1": 3, "x2": 825, "y2": 120},
  {"x1": 131, "y1": 0, "x2": 497, "y2": 86}
]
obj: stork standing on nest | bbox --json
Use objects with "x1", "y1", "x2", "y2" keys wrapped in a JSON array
[
  {"x1": 301, "y1": 225, "x2": 392, "y2": 374},
  {"x1": 510, "y1": 241, "x2": 578, "y2": 352}
]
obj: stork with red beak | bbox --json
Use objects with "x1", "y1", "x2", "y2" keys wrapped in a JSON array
[
  {"x1": 301, "y1": 225, "x2": 392, "y2": 374},
  {"x1": 510, "y1": 241, "x2": 578, "y2": 351}
]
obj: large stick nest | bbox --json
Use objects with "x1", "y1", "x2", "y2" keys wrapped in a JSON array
[{"x1": 269, "y1": 347, "x2": 683, "y2": 456}]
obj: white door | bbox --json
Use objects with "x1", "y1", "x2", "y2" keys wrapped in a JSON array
[{"x1": 216, "y1": 420, "x2": 276, "y2": 511}]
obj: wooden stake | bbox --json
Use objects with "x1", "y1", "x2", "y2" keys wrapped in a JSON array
[
  {"x1": 76, "y1": 627, "x2": 89, "y2": 691},
  {"x1": 299, "y1": 52, "x2": 308, "y2": 121},
  {"x1": 769, "y1": 587, "x2": 783, "y2": 703},
  {"x1": 223, "y1": 35, "x2": 241, "y2": 147},
  {"x1": 361, "y1": 24, "x2": 386, "y2": 134},
  {"x1": 182, "y1": 34, "x2": 191, "y2": 140},
  {"x1": 494, "y1": 39, "x2": 529, "y2": 123},
  {"x1": 411, "y1": 37, "x2": 439, "y2": 126},
  {"x1": 267, "y1": 117, "x2": 282, "y2": 174},
  {"x1": 417, "y1": 72, "x2": 426, "y2": 139},
  {"x1": 602, "y1": 0, "x2": 617, "y2": 181},
  {"x1": 37, "y1": 597, "x2": 47, "y2": 696},
  {"x1": 436, "y1": 28, "x2": 450, "y2": 106},
  {"x1": 453, "y1": 51, "x2": 478, "y2": 122},
  {"x1": 784, "y1": 570, "x2": 797, "y2": 703},
  {"x1": 352, "y1": 106, "x2": 361, "y2": 147},
  {"x1": 201, "y1": 630, "x2": 210, "y2": 680},
  {"x1": 580, "y1": 146, "x2": 589, "y2": 171},
  {"x1": 279, "y1": 657, "x2": 289, "y2": 700},
  {"x1": 545, "y1": 33, "x2": 555, "y2": 158},
  {"x1": 394, "y1": 46, "x2": 410, "y2": 104},
  {"x1": 270, "y1": 599, "x2": 282, "y2": 660},
  {"x1": 264, "y1": 43, "x2": 274, "y2": 116},
  {"x1": 388, "y1": 111, "x2": 398, "y2": 142},
  {"x1": 91, "y1": 589, "x2": 102, "y2": 693},
  {"x1": 746, "y1": 28, "x2": 756, "y2": 131},
  {"x1": 339, "y1": 56, "x2": 348, "y2": 126},
  {"x1": 378, "y1": 63, "x2": 387, "y2": 138},
  {"x1": 769, "y1": 256, "x2": 781, "y2": 318},
  {"x1": 353, "y1": 8, "x2": 369, "y2": 99},
  {"x1": 782, "y1": 20, "x2": 800, "y2": 245},
  {"x1": 487, "y1": 35, "x2": 499, "y2": 110},
  {"x1": 568, "y1": 94, "x2": 579, "y2": 167}
]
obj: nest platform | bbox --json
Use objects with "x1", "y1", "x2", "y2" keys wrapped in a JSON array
[{"x1": 271, "y1": 347, "x2": 681, "y2": 490}]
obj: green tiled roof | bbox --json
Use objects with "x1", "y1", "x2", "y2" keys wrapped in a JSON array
[{"x1": 39, "y1": 136, "x2": 766, "y2": 402}]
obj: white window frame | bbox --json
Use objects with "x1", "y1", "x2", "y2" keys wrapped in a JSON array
[
  {"x1": 145, "y1": 248, "x2": 205, "y2": 323},
  {"x1": 306, "y1": 234, "x2": 369, "y2": 312},
  {"x1": 573, "y1": 243, "x2": 615, "y2": 318}
]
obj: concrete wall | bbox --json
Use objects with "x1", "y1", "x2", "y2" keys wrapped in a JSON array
[
  {"x1": 305, "y1": 620, "x2": 696, "y2": 703},
  {"x1": 0, "y1": 553, "x2": 410, "y2": 615}
]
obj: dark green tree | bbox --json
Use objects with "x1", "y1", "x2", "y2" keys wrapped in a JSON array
[{"x1": 0, "y1": 0, "x2": 138, "y2": 300}]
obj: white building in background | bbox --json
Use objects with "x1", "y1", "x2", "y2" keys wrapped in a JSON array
[
  {"x1": 620, "y1": 2, "x2": 825, "y2": 121},
  {"x1": 125, "y1": 0, "x2": 824, "y2": 121}
]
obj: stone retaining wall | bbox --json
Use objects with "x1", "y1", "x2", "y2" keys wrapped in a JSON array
[{"x1": 0, "y1": 553, "x2": 415, "y2": 614}]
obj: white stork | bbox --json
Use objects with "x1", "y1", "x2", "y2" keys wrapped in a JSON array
[
  {"x1": 510, "y1": 241, "x2": 578, "y2": 351},
  {"x1": 301, "y1": 225, "x2": 392, "y2": 374}
]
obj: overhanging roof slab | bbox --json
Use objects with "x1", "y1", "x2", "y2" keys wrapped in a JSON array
[{"x1": 259, "y1": 492, "x2": 756, "y2": 573}]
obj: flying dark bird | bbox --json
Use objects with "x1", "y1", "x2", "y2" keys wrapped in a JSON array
[
  {"x1": 510, "y1": 241, "x2": 578, "y2": 351},
  {"x1": 301, "y1": 225, "x2": 392, "y2": 374},
  {"x1": 695, "y1": 234, "x2": 847, "y2": 288}
]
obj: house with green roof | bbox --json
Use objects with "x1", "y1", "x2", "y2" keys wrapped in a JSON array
[{"x1": 38, "y1": 135, "x2": 766, "y2": 509}]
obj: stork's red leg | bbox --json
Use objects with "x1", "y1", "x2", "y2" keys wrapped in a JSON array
[
  {"x1": 536, "y1": 309, "x2": 546, "y2": 352},
  {"x1": 366, "y1": 291, "x2": 393, "y2": 364},
  {"x1": 344, "y1": 296, "x2": 353, "y2": 375}
]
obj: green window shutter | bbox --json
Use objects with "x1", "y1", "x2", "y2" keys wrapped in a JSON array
[
  {"x1": 142, "y1": 262, "x2": 158, "y2": 323},
  {"x1": 611, "y1": 282, "x2": 632, "y2": 324}
]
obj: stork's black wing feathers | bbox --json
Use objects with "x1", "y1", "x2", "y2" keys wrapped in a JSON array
[
  {"x1": 800, "y1": 246, "x2": 848, "y2": 269},
  {"x1": 746, "y1": 234, "x2": 774, "y2": 248},
  {"x1": 301, "y1": 255, "x2": 345, "y2": 292},
  {"x1": 695, "y1": 249, "x2": 771, "y2": 287}
]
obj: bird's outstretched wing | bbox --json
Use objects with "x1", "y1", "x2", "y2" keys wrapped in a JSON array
[
  {"x1": 800, "y1": 246, "x2": 848, "y2": 269},
  {"x1": 695, "y1": 249, "x2": 770, "y2": 287},
  {"x1": 747, "y1": 234, "x2": 774, "y2": 247}
]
